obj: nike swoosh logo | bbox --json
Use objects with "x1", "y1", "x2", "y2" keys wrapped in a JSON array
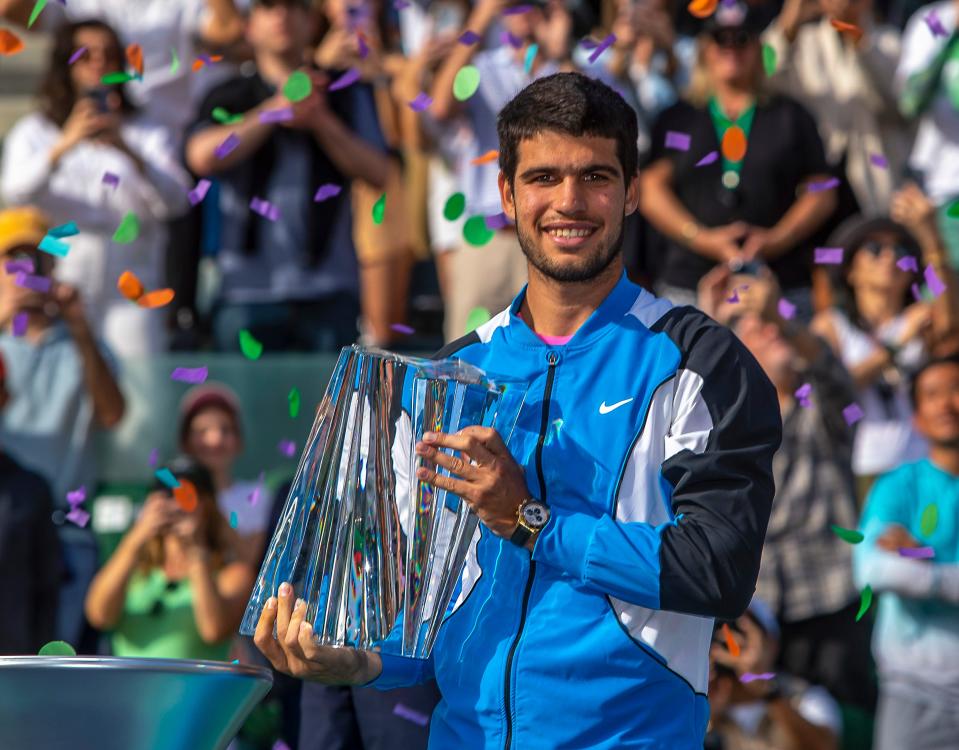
[{"x1": 599, "y1": 398, "x2": 634, "y2": 415}]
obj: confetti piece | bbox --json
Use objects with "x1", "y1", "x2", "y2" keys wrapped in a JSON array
[
  {"x1": 587, "y1": 34, "x2": 616, "y2": 64},
  {"x1": 14, "y1": 272, "x2": 52, "y2": 293},
  {"x1": 38, "y1": 640, "x2": 75, "y2": 656},
  {"x1": 272, "y1": 741, "x2": 291, "y2": 750},
  {"x1": 899, "y1": 546, "x2": 935, "y2": 559},
  {"x1": 12, "y1": 312, "x2": 27, "y2": 337},
  {"x1": 101, "y1": 71, "x2": 136, "y2": 84},
  {"x1": 726, "y1": 290, "x2": 739, "y2": 303},
  {"x1": 66, "y1": 487, "x2": 86, "y2": 506},
  {"x1": 314, "y1": 183, "x2": 342, "y2": 202},
  {"x1": 721, "y1": 623, "x2": 741, "y2": 657},
  {"x1": 687, "y1": 0, "x2": 718, "y2": 19},
  {"x1": 215, "y1": 133, "x2": 240, "y2": 160},
  {"x1": 924, "y1": 10, "x2": 948, "y2": 37},
  {"x1": 67, "y1": 46, "x2": 86, "y2": 64},
  {"x1": 155, "y1": 468, "x2": 180, "y2": 490},
  {"x1": 170, "y1": 47, "x2": 180, "y2": 74},
  {"x1": 453, "y1": 65, "x2": 481, "y2": 101},
  {"x1": 392, "y1": 703, "x2": 429, "y2": 727},
  {"x1": 762, "y1": 43, "x2": 777, "y2": 76},
  {"x1": 470, "y1": 150, "x2": 499, "y2": 166},
  {"x1": 229, "y1": 511, "x2": 238, "y2": 528},
  {"x1": 665, "y1": 131, "x2": 691, "y2": 151},
  {"x1": 391, "y1": 323, "x2": 414, "y2": 335},
  {"x1": 112, "y1": 212, "x2": 140, "y2": 244},
  {"x1": 949, "y1": 201, "x2": 959, "y2": 220},
  {"x1": 409, "y1": 92, "x2": 432, "y2": 112},
  {"x1": 173, "y1": 479, "x2": 198, "y2": 512},
  {"x1": 5, "y1": 258, "x2": 34, "y2": 274},
  {"x1": 66, "y1": 507, "x2": 90, "y2": 527},
  {"x1": 459, "y1": 30, "x2": 481, "y2": 45},
  {"x1": 357, "y1": 33, "x2": 369, "y2": 59},
  {"x1": 721, "y1": 126, "x2": 747, "y2": 162},
  {"x1": 137, "y1": 288, "x2": 175, "y2": 308},
  {"x1": 911, "y1": 282, "x2": 923, "y2": 302},
  {"x1": 808, "y1": 177, "x2": 840, "y2": 193},
  {"x1": 897, "y1": 256, "x2": 918, "y2": 272},
  {"x1": 830, "y1": 19, "x2": 863, "y2": 40},
  {"x1": 855, "y1": 585, "x2": 872, "y2": 621},
  {"x1": 278, "y1": 439, "x2": 297, "y2": 457},
  {"x1": 843, "y1": 402, "x2": 864, "y2": 426},
  {"x1": 463, "y1": 215, "x2": 495, "y2": 246},
  {"x1": 814, "y1": 247, "x2": 844, "y2": 264},
  {"x1": 102, "y1": 171, "x2": 120, "y2": 188},
  {"x1": 830, "y1": 524, "x2": 864, "y2": 544},
  {"x1": 795, "y1": 382, "x2": 812, "y2": 407},
  {"x1": 920, "y1": 503, "x2": 938, "y2": 536},
  {"x1": 248, "y1": 471, "x2": 265, "y2": 505},
  {"x1": 372, "y1": 193, "x2": 386, "y2": 225},
  {"x1": 696, "y1": 151, "x2": 719, "y2": 167},
  {"x1": 212, "y1": 107, "x2": 244, "y2": 125},
  {"x1": 27, "y1": 0, "x2": 47, "y2": 28},
  {"x1": 288, "y1": 387, "x2": 300, "y2": 418},
  {"x1": 740, "y1": 672, "x2": 776, "y2": 683},
  {"x1": 38, "y1": 236, "x2": 70, "y2": 258},
  {"x1": 239, "y1": 329, "x2": 263, "y2": 360},
  {"x1": 48, "y1": 221, "x2": 78, "y2": 239},
  {"x1": 524, "y1": 44, "x2": 538, "y2": 74},
  {"x1": 126, "y1": 43, "x2": 143, "y2": 76},
  {"x1": 171, "y1": 366, "x2": 208, "y2": 384},
  {"x1": 148, "y1": 448, "x2": 159, "y2": 468},
  {"x1": 250, "y1": 197, "x2": 281, "y2": 221},
  {"x1": 777, "y1": 298, "x2": 796, "y2": 320},
  {"x1": 465, "y1": 306, "x2": 491, "y2": 333},
  {"x1": 485, "y1": 213, "x2": 510, "y2": 230},
  {"x1": 329, "y1": 68, "x2": 361, "y2": 91},
  {"x1": 117, "y1": 270, "x2": 145, "y2": 301},
  {"x1": 502, "y1": 31, "x2": 523, "y2": 48},
  {"x1": 870, "y1": 153, "x2": 888, "y2": 169},
  {"x1": 925, "y1": 264, "x2": 946, "y2": 297},
  {"x1": 502, "y1": 4, "x2": 532, "y2": 14},
  {"x1": 188, "y1": 179, "x2": 212, "y2": 206},
  {"x1": 283, "y1": 71, "x2": 312, "y2": 102},
  {"x1": 443, "y1": 193, "x2": 466, "y2": 221},
  {"x1": 0, "y1": 28, "x2": 25, "y2": 56}
]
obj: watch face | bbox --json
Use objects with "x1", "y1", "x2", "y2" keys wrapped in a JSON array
[{"x1": 522, "y1": 501, "x2": 550, "y2": 529}]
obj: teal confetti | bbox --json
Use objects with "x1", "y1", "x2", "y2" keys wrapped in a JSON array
[
  {"x1": 155, "y1": 468, "x2": 180, "y2": 489},
  {"x1": 229, "y1": 511, "x2": 238, "y2": 529},
  {"x1": 524, "y1": 44, "x2": 538, "y2": 74}
]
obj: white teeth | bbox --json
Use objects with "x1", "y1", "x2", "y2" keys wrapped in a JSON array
[{"x1": 547, "y1": 228, "x2": 593, "y2": 239}]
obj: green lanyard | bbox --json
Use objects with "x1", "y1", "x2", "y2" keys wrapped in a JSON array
[{"x1": 708, "y1": 96, "x2": 756, "y2": 190}]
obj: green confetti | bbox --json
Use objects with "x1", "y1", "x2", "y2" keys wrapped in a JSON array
[
  {"x1": 283, "y1": 70, "x2": 312, "y2": 102},
  {"x1": 452, "y1": 65, "x2": 481, "y2": 101},
  {"x1": 948, "y1": 200, "x2": 959, "y2": 219},
  {"x1": 288, "y1": 387, "x2": 301, "y2": 419},
  {"x1": 27, "y1": 0, "x2": 47, "y2": 28},
  {"x1": 855, "y1": 585, "x2": 873, "y2": 621},
  {"x1": 463, "y1": 215, "x2": 495, "y2": 246},
  {"x1": 38, "y1": 640, "x2": 76, "y2": 656},
  {"x1": 830, "y1": 525, "x2": 864, "y2": 544},
  {"x1": 229, "y1": 511, "x2": 238, "y2": 529},
  {"x1": 239, "y1": 329, "x2": 263, "y2": 360},
  {"x1": 101, "y1": 71, "x2": 136, "y2": 85},
  {"x1": 212, "y1": 107, "x2": 244, "y2": 125},
  {"x1": 170, "y1": 47, "x2": 180, "y2": 74},
  {"x1": 112, "y1": 212, "x2": 140, "y2": 244},
  {"x1": 464, "y1": 306, "x2": 491, "y2": 334},
  {"x1": 762, "y1": 43, "x2": 777, "y2": 77},
  {"x1": 920, "y1": 503, "x2": 939, "y2": 537},
  {"x1": 372, "y1": 193, "x2": 386, "y2": 225},
  {"x1": 443, "y1": 193, "x2": 466, "y2": 221}
]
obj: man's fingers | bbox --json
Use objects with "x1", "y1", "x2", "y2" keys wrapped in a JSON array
[
  {"x1": 458, "y1": 426, "x2": 508, "y2": 456},
  {"x1": 422, "y1": 430, "x2": 496, "y2": 464},
  {"x1": 253, "y1": 597, "x2": 289, "y2": 672},
  {"x1": 416, "y1": 465, "x2": 472, "y2": 500},
  {"x1": 283, "y1": 597, "x2": 310, "y2": 662},
  {"x1": 276, "y1": 581, "x2": 295, "y2": 640},
  {"x1": 416, "y1": 444, "x2": 477, "y2": 479}
]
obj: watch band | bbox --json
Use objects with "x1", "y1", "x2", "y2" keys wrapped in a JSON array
[{"x1": 509, "y1": 522, "x2": 534, "y2": 547}]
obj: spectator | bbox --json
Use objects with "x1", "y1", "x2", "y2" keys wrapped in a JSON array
[
  {"x1": 638, "y1": 0, "x2": 836, "y2": 318},
  {"x1": 811, "y1": 183, "x2": 959, "y2": 491},
  {"x1": 84, "y1": 457, "x2": 254, "y2": 660},
  {"x1": 706, "y1": 600, "x2": 842, "y2": 750},
  {"x1": 0, "y1": 352, "x2": 61, "y2": 656},
  {"x1": 0, "y1": 20, "x2": 192, "y2": 356},
  {"x1": 699, "y1": 267, "x2": 878, "y2": 724},
  {"x1": 854, "y1": 355, "x2": 959, "y2": 750},
  {"x1": 185, "y1": 0, "x2": 390, "y2": 353},
  {"x1": 765, "y1": 0, "x2": 913, "y2": 217},
  {"x1": 0, "y1": 205, "x2": 125, "y2": 651},
  {"x1": 179, "y1": 383, "x2": 270, "y2": 565}
]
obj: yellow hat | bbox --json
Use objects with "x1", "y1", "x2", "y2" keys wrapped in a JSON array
[{"x1": 0, "y1": 206, "x2": 49, "y2": 256}]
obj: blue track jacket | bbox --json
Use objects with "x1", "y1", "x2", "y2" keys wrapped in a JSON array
[{"x1": 371, "y1": 273, "x2": 781, "y2": 749}]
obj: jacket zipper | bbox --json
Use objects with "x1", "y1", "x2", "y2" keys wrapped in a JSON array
[{"x1": 503, "y1": 350, "x2": 559, "y2": 750}]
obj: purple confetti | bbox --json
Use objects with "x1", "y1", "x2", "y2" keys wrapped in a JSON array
[
  {"x1": 502, "y1": 4, "x2": 532, "y2": 14},
  {"x1": 171, "y1": 366, "x2": 208, "y2": 384},
  {"x1": 925, "y1": 264, "x2": 947, "y2": 298},
  {"x1": 795, "y1": 382, "x2": 812, "y2": 407},
  {"x1": 248, "y1": 471, "x2": 265, "y2": 506},
  {"x1": 814, "y1": 247, "x2": 844, "y2": 264},
  {"x1": 842, "y1": 402, "x2": 864, "y2": 426},
  {"x1": 808, "y1": 177, "x2": 840, "y2": 193},
  {"x1": 665, "y1": 131, "x2": 691, "y2": 152},
  {"x1": 393, "y1": 0, "x2": 410, "y2": 8},
  {"x1": 272, "y1": 741, "x2": 291, "y2": 750},
  {"x1": 912, "y1": 282, "x2": 923, "y2": 302},
  {"x1": 102, "y1": 171, "x2": 120, "y2": 188},
  {"x1": 329, "y1": 68, "x2": 361, "y2": 91},
  {"x1": 278, "y1": 439, "x2": 297, "y2": 458},
  {"x1": 188, "y1": 179, "x2": 212, "y2": 206},
  {"x1": 250, "y1": 197, "x2": 281, "y2": 221},
  {"x1": 501, "y1": 31, "x2": 523, "y2": 48},
  {"x1": 391, "y1": 323, "x2": 415, "y2": 335},
  {"x1": 148, "y1": 448, "x2": 159, "y2": 468},
  {"x1": 6, "y1": 258, "x2": 35, "y2": 275},
  {"x1": 726, "y1": 291, "x2": 739, "y2": 303},
  {"x1": 924, "y1": 10, "x2": 948, "y2": 37},
  {"x1": 485, "y1": 212, "x2": 510, "y2": 230},
  {"x1": 68, "y1": 46, "x2": 87, "y2": 65},
  {"x1": 392, "y1": 702, "x2": 429, "y2": 727},
  {"x1": 897, "y1": 256, "x2": 919, "y2": 273},
  {"x1": 587, "y1": 33, "x2": 616, "y2": 64},
  {"x1": 215, "y1": 133, "x2": 240, "y2": 159},
  {"x1": 66, "y1": 487, "x2": 86, "y2": 507},
  {"x1": 580, "y1": 38, "x2": 598, "y2": 50},
  {"x1": 66, "y1": 507, "x2": 90, "y2": 528},
  {"x1": 899, "y1": 546, "x2": 935, "y2": 559},
  {"x1": 197, "y1": 53, "x2": 214, "y2": 66},
  {"x1": 459, "y1": 30, "x2": 481, "y2": 45},
  {"x1": 777, "y1": 298, "x2": 796, "y2": 320},
  {"x1": 357, "y1": 34, "x2": 369, "y2": 59},
  {"x1": 14, "y1": 272, "x2": 52, "y2": 293},
  {"x1": 740, "y1": 672, "x2": 776, "y2": 683},
  {"x1": 696, "y1": 151, "x2": 719, "y2": 167},
  {"x1": 869, "y1": 153, "x2": 888, "y2": 169},
  {"x1": 314, "y1": 183, "x2": 343, "y2": 202},
  {"x1": 408, "y1": 92, "x2": 433, "y2": 112},
  {"x1": 12, "y1": 312, "x2": 28, "y2": 337},
  {"x1": 259, "y1": 107, "x2": 294, "y2": 124}
]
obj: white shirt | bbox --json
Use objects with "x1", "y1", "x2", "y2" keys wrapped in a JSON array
[{"x1": 218, "y1": 480, "x2": 272, "y2": 536}]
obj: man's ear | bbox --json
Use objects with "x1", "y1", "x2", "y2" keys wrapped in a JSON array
[
  {"x1": 625, "y1": 172, "x2": 640, "y2": 216},
  {"x1": 498, "y1": 170, "x2": 515, "y2": 216}
]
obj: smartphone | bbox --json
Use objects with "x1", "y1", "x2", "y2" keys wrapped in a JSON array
[
  {"x1": 84, "y1": 87, "x2": 111, "y2": 114},
  {"x1": 728, "y1": 259, "x2": 765, "y2": 276}
]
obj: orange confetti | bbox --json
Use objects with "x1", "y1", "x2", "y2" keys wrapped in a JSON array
[
  {"x1": 125, "y1": 43, "x2": 143, "y2": 75},
  {"x1": 687, "y1": 0, "x2": 719, "y2": 19},
  {"x1": 192, "y1": 54, "x2": 222, "y2": 71},
  {"x1": 117, "y1": 270, "x2": 144, "y2": 301},
  {"x1": 721, "y1": 125, "x2": 748, "y2": 162},
  {"x1": 137, "y1": 288, "x2": 175, "y2": 308},
  {"x1": 0, "y1": 28, "x2": 24, "y2": 56},
  {"x1": 470, "y1": 150, "x2": 499, "y2": 166},
  {"x1": 722, "y1": 623, "x2": 741, "y2": 657},
  {"x1": 173, "y1": 478, "x2": 198, "y2": 512},
  {"x1": 830, "y1": 19, "x2": 863, "y2": 40}
]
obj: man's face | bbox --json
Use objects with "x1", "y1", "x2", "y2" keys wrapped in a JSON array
[
  {"x1": 914, "y1": 363, "x2": 959, "y2": 447},
  {"x1": 733, "y1": 313, "x2": 793, "y2": 386},
  {"x1": 499, "y1": 131, "x2": 638, "y2": 284},
  {"x1": 247, "y1": 0, "x2": 313, "y2": 56}
]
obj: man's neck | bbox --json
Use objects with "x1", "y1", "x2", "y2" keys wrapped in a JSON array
[
  {"x1": 713, "y1": 83, "x2": 754, "y2": 117},
  {"x1": 854, "y1": 287, "x2": 900, "y2": 329},
  {"x1": 255, "y1": 50, "x2": 302, "y2": 89},
  {"x1": 520, "y1": 262, "x2": 622, "y2": 338},
  {"x1": 929, "y1": 446, "x2": 959, "y2": 476}
]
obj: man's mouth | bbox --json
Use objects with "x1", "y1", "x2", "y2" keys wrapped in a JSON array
[{"x1": 542, "y1": 223, "x2": 599, "y2": 246}]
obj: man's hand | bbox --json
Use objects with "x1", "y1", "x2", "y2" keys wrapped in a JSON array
[
  {"x1": 693, "y1": 222, "x2": 749, "y2": 263},
  {"x1": 415, "y1": 426, "x2": 530, "y2": 542},
  {"x1": 254, "y1": 582, "x2": 383, "y2": 684},
  {"x1": 710, "y1": 615, "x2": 777, "y2": 700},
  {"x1": 877, "y1": 524, "x2": 921, "y2": 552},
  {"x1": 49, "y1": 282, "x2": 90, "y2": 336},
  {"x1": 741, "y1": 226, "x2": 787, "y2": 261}
]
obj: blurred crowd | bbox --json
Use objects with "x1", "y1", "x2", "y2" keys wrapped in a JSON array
[{"x1": 2, "y1": 0, "x2": 959, "y2": 748}]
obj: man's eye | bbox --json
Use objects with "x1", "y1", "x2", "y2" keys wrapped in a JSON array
[
  {"x1": 584, "y1": 173, "x2": 608, "y2": 183},
  {"x1": 535, "y1": 175, "x2": 555, "y2": 183}
]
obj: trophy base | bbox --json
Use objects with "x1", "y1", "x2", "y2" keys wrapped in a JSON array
[{"x1": 0, "y1": 656, "x2": 272, "y2": 750}]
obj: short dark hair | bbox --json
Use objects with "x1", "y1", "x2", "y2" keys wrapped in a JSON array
[
  {"x1": 910, "y1": 355, "x2": 959, "y2": 410},
  {"x1": 497, "y1": 72, "x2": 639, "y2": 188}
]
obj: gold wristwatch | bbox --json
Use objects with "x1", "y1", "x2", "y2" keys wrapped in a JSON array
[{"x1": 509, "y1": 497, "x2": 551, "y2": 547}]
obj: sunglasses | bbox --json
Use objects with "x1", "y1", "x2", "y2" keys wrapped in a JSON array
[
  {"x1": 710, "y1": 29, "x2": 756, "y2": 49},
  {"x1": 859, "y1": 240, "x2": 913, "y2": 261}
]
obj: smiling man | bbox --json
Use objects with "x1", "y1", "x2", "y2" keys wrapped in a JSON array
[{"x1": 255, "y1": 73, "x2": 781, "y2": 749}]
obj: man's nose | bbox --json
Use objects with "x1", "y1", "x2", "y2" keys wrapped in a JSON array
[{"x1": 554, "y1": 177, "x2": 586, "y2": 214}]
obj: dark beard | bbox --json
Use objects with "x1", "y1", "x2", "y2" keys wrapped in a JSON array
[{"x1": 516, "y1": 216, "x2": 625, "y2": 283}]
